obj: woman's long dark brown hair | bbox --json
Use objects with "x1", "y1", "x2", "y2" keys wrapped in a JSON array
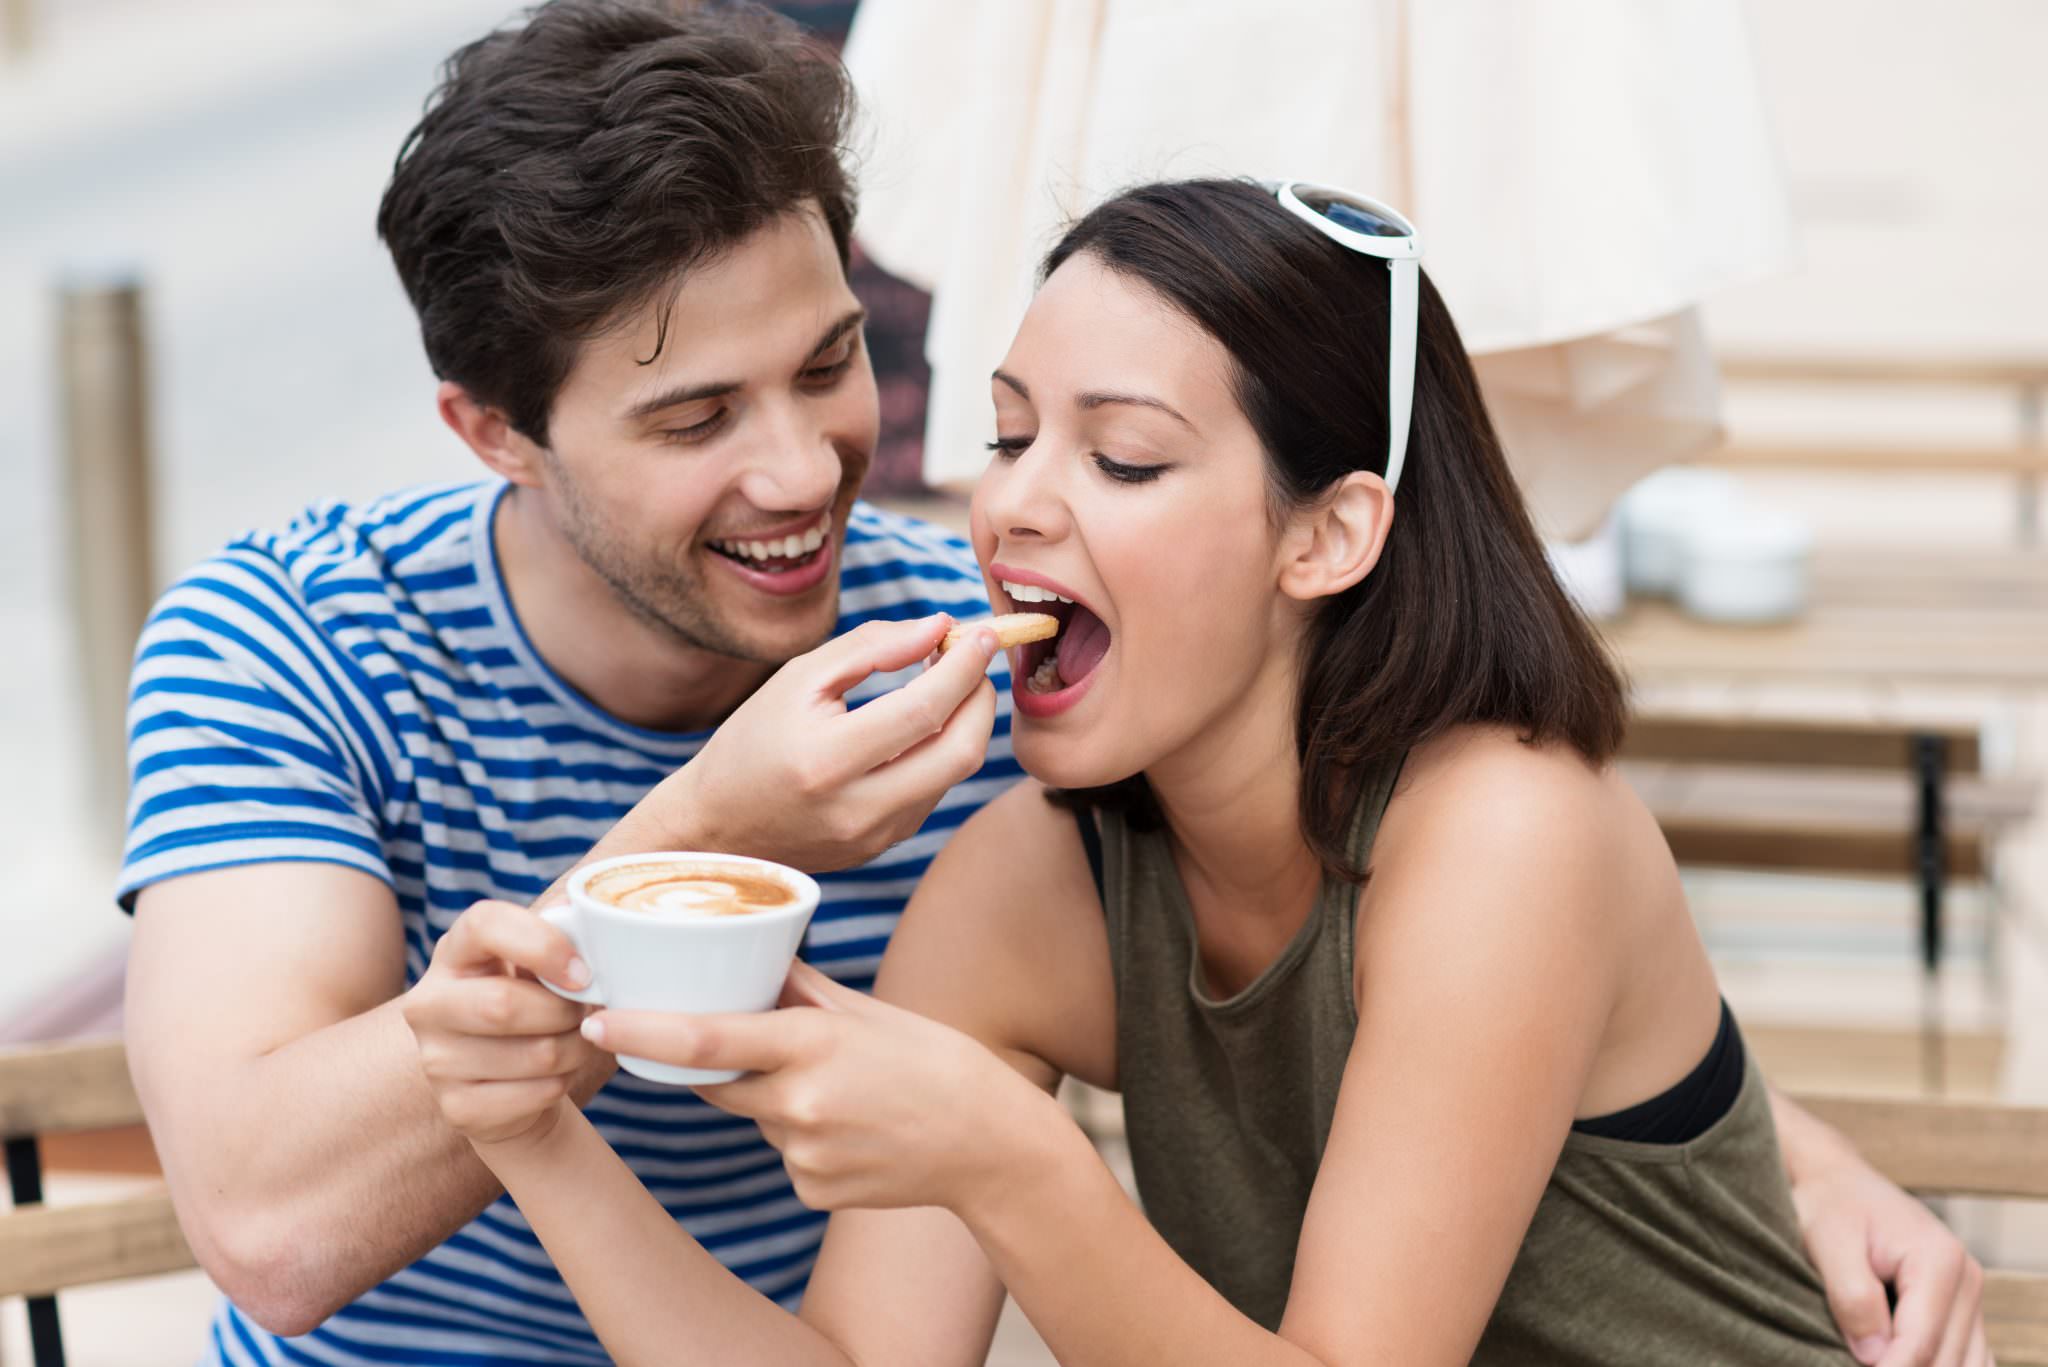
[{"x1": 1045, "y1": 179, "x2": 1626, "y2": 882}]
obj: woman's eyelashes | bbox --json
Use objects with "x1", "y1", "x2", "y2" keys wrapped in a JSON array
[
  {"x1": 1093, "y1": 453, "x2": 1165, "y2": 484},
  {"x1": 982, "y1": 436, "x2": 1167, "y2": 485}
]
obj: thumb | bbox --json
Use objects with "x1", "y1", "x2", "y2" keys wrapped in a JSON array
[
  {"x1": 778, "y1": 961, "x2": 874, "y2": 1013},
  {"x1": 808, "y1": 615, "x2": 955, "y2": 702},
  {"x1": 1807, "y1": 1214, "x2": 1894, "y2": 1363}
]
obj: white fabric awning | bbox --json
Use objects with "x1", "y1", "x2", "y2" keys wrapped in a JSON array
[{"x1": 843, "y1": 0, "x2": 1795, "y2": 538}]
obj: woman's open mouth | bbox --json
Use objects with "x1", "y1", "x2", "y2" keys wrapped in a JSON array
[{"x1": 995, "y1": 569, "x2": 1111, "y2": 707}]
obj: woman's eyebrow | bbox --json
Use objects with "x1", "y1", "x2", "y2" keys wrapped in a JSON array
[
  {"x1": 1076, "y1": 389, "x2": 1194, "y2": 431},
  {"x1": 994, "y1": 370, "x2": 1194, "y2": 432}
]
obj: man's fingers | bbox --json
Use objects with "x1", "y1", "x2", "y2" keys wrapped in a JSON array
[
  {"x1": 808, "y1": 615, "x2": 956, "y2": 701},
  {"x1": 1928, "y1": 1255, "x2": 1983, "y2": 1367},
  {"x1": 441, "y1": 900, "x2": 589, "y2": 990},
  {"x1": 421, "y1": 1032, "x2": 588, "y2": 1083},
  {"x1": 834, "y1": 627, "x2": 997, "y2": 771},
  {"x1": 1877, "y1": 1243, "x2": 1966, "y2": 1367},
  {"x1": 1806, "y1": 1216, "x2": 1897, "y2": 1364},
  {"x1": 857, "y1": 674, "x2": 997, "y2": 807},
  {"x1": 585, "y1": 1006, "x2": 821, "y2": 1077},
  {"x1": 437, "y1": 976, "x2": 590, "y2": 1038}
]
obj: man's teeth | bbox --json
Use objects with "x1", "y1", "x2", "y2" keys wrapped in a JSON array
[
  {"x1": 1000, "y1": 579, "x2": 1073, "y2": 605},
  {"x1": 713, "y1": 515, "x2": 831, "y2": 562}
]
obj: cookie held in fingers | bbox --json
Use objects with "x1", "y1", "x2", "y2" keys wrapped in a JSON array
[{"x1": 941, "y1": 613, "x2": 1058, "y2": 655}]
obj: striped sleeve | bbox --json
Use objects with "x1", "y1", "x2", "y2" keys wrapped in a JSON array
[{"x1": 119, "y1": 550, "x2": 397, "y2": 909}]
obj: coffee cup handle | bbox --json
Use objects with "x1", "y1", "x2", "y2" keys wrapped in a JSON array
[{"x1": 535, "y1": 904, "x2": 605, "y2": 1006}]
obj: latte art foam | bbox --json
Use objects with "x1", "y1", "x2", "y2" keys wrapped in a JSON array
[{"x1": 585, "y1": 862, "x2": 797, "y2": 918}]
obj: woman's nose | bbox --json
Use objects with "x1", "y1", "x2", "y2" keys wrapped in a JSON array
[{"x1": 977, "y1": 442, "x2": 1070, "y2": 544}]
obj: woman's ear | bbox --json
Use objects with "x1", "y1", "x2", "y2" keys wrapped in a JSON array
[
  {"x1": 437, "y1": 380, "x2": 547, "y2": 488},
  {"x1": 1277, "y1": 472, "x2": 1395, "y2": 603}
]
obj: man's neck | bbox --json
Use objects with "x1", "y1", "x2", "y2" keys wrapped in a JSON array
[{"x1": 491, "y1": 485, "x2": 774, "y2": 734}]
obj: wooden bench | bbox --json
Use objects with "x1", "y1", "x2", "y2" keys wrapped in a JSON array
[
  {"x1": 0, "y1": 1036, "x2": 195, "y2": 1367},
  {"x1": 1794, "y1": 1093, "x2": 2048, "y2": 1367},
  {"x1": 1709, "y1": 353, "x2": 2048, "y2": 544},
  {"x1": 1620, "y1": 711, "x2": 2033, "y2": 978}
]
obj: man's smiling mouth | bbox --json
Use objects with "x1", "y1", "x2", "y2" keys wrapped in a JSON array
[{"x1": 707, "y1": 511, "x2": 832, "y2": 575}]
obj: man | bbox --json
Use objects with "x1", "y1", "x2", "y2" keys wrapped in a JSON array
[{"x1": 119, "y1": 3, "x2": 1984, "y2": 1365}]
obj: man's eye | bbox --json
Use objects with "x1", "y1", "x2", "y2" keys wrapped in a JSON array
[
  {"x1": 803, "y1": 341, "x2": 859, "y2": 386},
  {"x1": 661, "y1": 409, "x2": 729, "y2": 444}
]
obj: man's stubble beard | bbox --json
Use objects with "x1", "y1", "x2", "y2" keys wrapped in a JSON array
[{"x1": 546, "y1": 457, "x2": 836, "y2": 666}]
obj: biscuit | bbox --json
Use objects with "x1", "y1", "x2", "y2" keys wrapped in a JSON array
[{"x1": 941, "y1": 613, "x2": 1058, "y2": 654}]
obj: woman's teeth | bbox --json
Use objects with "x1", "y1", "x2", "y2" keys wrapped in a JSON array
[
  {"x1": 1000, "y1": 579, "x2": 1072, "y2": 604},
  {"x1": 1027, "y1": 655, "x2": 1063, "y2": 693},
  {"x1": 711, "y1": 513, "x2": 831, "y2": 563}
]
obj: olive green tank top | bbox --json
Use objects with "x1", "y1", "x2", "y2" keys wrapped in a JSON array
[{"x1": 1096, "y1": 756, "x2": 1857, "y2": 1364}]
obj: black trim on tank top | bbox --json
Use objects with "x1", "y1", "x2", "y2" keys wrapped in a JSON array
[
  {"x1": 1571, "y1": 999, "x2": 1745, "y2": 1145},
  {"x1": 1075, "y1": 808, "x2": 1106, "y2": 901}
]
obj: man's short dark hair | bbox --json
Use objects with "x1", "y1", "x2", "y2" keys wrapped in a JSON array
[{"x1": 377, "y1": 0, "x2": 856, "y2": 444}]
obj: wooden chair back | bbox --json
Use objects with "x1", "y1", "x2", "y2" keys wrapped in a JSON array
[{"x1": 0, "y1": 1037, "x2": 195, "y2": 1364}]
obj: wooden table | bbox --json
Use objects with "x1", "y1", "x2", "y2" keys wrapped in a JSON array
[{"x1": 1601, "y1": 547, "x2": 2048, "y2": 688}]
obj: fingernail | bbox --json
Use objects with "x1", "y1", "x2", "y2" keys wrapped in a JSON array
[
  {"x1": 1852, "y1": 1336, "x2": 1889, "y2": 1363},
  {"x1": 580, "y1": 1016, "x2": 605, "y2": 1045},
  {"x1": 974, "y1": 628, "x2": 997, "y2": 658},
  {"x1": 565, "y1": 957, "x2": 591, "y2": 989}
]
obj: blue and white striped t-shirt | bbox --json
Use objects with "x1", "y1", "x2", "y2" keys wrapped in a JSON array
[{"x1": 121, "y1": 479, "x2": 1020, "y2": 1366}]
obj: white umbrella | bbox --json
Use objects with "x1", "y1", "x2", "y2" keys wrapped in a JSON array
[{"x1": 844, "y1": 0, "x2": 1795, "y2": 538}]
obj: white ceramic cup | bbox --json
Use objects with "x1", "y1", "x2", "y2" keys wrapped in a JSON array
[{"x1": 539, "y1": 852, "x2": 821, "y2": 1086}]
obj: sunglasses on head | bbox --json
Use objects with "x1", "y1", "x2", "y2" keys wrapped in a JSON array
[{"x1": 1262, "y1": 180, "x2": 1422, "y2": 493}]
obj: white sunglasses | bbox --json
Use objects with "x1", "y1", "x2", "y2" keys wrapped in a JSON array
[{"x1": 1264, "y1": 180, "x2": 1423, "y2": 493}]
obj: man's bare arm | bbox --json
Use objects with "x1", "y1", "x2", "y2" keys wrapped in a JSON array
[
  {"x1": 125, "y1": 615, "x2": 1000, "y2": 1335},
  {"x1": 126, "y1": 806, "x2": 674, "y2": 1334}
]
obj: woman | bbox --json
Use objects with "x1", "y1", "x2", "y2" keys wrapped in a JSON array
[{"x1": 405, "y1": 179, "x2": 1963, "y2": 1364}]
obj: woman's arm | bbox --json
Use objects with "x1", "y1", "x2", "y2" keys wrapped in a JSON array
[{"x1": 472, "y1": 1107, "x2": 858, "y2": 1367}]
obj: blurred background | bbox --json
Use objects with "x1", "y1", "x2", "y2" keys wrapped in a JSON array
[{"x1": 2, "y1": 0, "x2": 2045, "y2": 1362}]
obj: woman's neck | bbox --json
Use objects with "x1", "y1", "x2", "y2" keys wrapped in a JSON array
[{"x1": 1145, "y1": 651, "x2": 1324, "y2": 920}]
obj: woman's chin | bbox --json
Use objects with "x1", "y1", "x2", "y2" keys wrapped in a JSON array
[{"x1": 1013, "y1": 731, "x2": 1139, "y2": 793}]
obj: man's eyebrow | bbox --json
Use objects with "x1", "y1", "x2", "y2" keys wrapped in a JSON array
[
  {"x1": 804, "y1": 307, "x2": 867, "y2": 363},
  {"x1": 1077, "y1": 389, "x2": 1194, "y2": 430},
  {"x1": 623, "y1": 307, "x2": 869, "y2": 422}
]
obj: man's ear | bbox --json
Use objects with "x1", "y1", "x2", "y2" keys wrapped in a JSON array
[
  {"x1": 1277, "y1": 471, "x2": 1395, "y2": 603},
  {"x1": 437, "y1": 381, "x2": 546, "y2": 487}
]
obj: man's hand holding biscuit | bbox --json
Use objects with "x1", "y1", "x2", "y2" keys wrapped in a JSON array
[{"x1": 650, "y1": 614, "x2": 1000, "y2": 873}]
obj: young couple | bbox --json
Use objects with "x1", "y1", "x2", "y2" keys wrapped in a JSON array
[{"x1": 123, "y1": 2, "x2": 1987, "y2": 1365}]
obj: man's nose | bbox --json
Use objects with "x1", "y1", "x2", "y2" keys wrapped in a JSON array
[{"x1": 739, "y1": 402, "x2": 844, "y2": 513}]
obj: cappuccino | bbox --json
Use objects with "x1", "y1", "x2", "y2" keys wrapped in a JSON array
[{"x1": 584, "y1": 860, "x2": 798, "y2": 918}]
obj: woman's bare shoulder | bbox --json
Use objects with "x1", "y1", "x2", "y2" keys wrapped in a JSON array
[{"x1": 1362, "y1": 725, "x2": 1670, "y2": 984}]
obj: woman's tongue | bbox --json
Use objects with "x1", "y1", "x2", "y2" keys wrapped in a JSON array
[{"x1": 1027, "y1": 604, "x2": 1110, "y2": 693}]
